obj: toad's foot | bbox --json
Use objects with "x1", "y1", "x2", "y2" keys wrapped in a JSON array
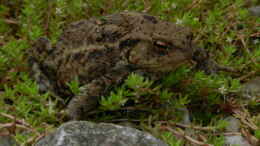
[{"x1": 66, "y1": 79, "x2": 105, "y2": 120}]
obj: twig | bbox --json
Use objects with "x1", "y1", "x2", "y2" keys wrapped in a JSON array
[
  {"x1": 0, "y1": 118, "x2": 16, "y2": 134},
  {"x1": 198, "y1": 134, "x2": 207, "y2": 142},
  {"x1": 241, "y1": 128, "x2": 259, "y2": 146},
  {"x1": 161, "y1": 126, "x2": 213, "y2": 146},
  {"x1": 3, "y1": 19, "x2": 19, "y2": 25},
  {"x1": 238, "y1": 70, "x2": 257, "y2": 81},
  {"x1": 142, "y1": 0, "x2": 152, "y2": 13},
  {"x1": 23, "y1": 133, "x2": 45, "y2": 146},
  {"x1": 185, "y1": 0, "x2": 202, "y2": 10},
  {"x1": 250, "y1": 32, "x2": 260, "y2": 37},
  {"x1": 160, "y1": 122, "x2": 242, "y2": 137},
  {"x1": 44, "y1": 1, "x2": 53, "y2": 36},
  {"x1": 0, "y1": 122, "x2": 36, "y2": 133},
  {"x1": 0, "y1": 113, "x2": 30, "y2": 127},
  {"x1": 0, "y1": 132, "x2": 9, "y2": 136},
  {"x1": 0, "y1": 123, "x2": 14, "y2": 129},
  {"x1": 0, "y1": 113, "x2": 40, "y2": 136},
  {"x1": 238, "y1": 35, "x2": 258, "y2": 66},
  {"x1": 104, "y1": 119, "x2": 143, "y2": 123},
  {"x1": 232, "y1": 109, "x2": 258, "y2": 130},
  {"x1": 212, "y1": 132, "x2": 241, "y2": 136},
  {"x1": 216, "y1": 64, "x2": 238, "y2": 73},
  {"x1": 175, "y1": 123, "x2": 215, "y2": 131},
  {"x1": 160, "y1": 121, "x2": 216, "y2": 131}
]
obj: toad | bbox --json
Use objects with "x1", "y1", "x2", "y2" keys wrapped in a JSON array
[{"x1": 28, "y1": 12, "x2": 209, "y2": 120}]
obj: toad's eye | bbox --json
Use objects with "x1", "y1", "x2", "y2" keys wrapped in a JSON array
[{"x1": 153, "y1": 41, "x2": 170, "y2": 56}]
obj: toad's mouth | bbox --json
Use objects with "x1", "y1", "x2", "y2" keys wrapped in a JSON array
[
  {"x1": 139, "y1": 56, "x2": 190, "y2": 72},
  {"x1": 141, "y1": 61, "x2": 188, "y2": 72}
]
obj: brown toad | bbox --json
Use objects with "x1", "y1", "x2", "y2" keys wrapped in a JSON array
[{"x1": 28, "y1": 12, "x2": 202, "y2": 120}]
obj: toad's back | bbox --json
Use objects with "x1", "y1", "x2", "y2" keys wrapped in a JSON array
[{"x1": 46, "y1": 12, "x2": 193, "y2": 86}]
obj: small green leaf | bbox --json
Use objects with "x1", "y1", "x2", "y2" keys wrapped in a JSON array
[
  {"x1": 125, "y1": 73, "x2": 153, "y2": 90},
  {"x1": 66, "y1": 78, "x2": 80, "y2": 95},
  {"x1": 100, "y1": 87, "x2": 129, "y2": 111},
  {"x1": 160, "y1": 89, "x2": 174, "y2": 100},
  {"x1": 254, "y1": 130, "x2": 260, "y2": 139},
  {"x1": 216, "y1": 119, "x2": 229, "y2": 130}
]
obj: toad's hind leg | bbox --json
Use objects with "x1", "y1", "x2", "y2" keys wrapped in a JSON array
[
  {"x1": 66, "y1": 79, "x2": 108, "y2": 120},
  {"x1": 28, "y1": 37, "x2": 55, "y2": 93},
  {"x1": 31, "y1": 63, "x2": 54, "y2": 93},
  {"x1": 66, "y1": 64, "x2": 130, "y2": 120}
]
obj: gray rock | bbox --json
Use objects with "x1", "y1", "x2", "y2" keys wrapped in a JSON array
[
  {"x1": 35, "y1": 121, "x2": 168, "y2": 146},
  {"x1": 223, "y1": 116, "x2": 252, "y2": 146},
  {"x1": 248, "y1": 6, "x2": 260, "y2": 17},
  {"x1": 240, "y1": 77, "x2": 260, "y2": 100},
  {"x1": 0, "y1": 136, "x2": 18, "y2": 146},
  {"x1": 224, "y1": 116, "x2": 241, "y2": 132},
  {"x1": 225, "y1": 135, "x2": 251, "y2": 146}
]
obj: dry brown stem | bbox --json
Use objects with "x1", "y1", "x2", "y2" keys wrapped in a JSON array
[
  {"x1": 161, "y1": 126, "x2": 213, "y2": 146},
  {"x1": 160, "y1": 121, "x2": 216, "y2": 131},
  {"x1": 0, "y1": 112, "x2": 30, "y2": 127}
]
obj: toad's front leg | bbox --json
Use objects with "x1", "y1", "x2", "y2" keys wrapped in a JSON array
[{"x1": 66, "y1": 79, "x2": 107, "y2": 120}]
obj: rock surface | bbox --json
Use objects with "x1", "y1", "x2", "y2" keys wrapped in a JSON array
[
  {"x1": 225, "y1": 135, "x2": 251, "y2": 146},
  {"x1": 224, "y1": 116, "x2": 241, "y2": 132},
  {"x1": 35, "y1": 121, "x2": 168, "y2": 146},
  {"x1": 0, "y1": 136, "x2": 18, "y2": 146},
  {"x1": 223, "y1": 116, "x2": 252, "y2": 146},
  {"x1": 248, "y1": 6, "x2": 260, "y2": 17},
  {"x1": 240, "y1": 76, "x2": 260, "y2": 100}
]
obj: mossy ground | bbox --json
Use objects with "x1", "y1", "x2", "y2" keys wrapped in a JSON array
[{"x1": 0, "y1": 0, "x2": 259, "y2": 145}]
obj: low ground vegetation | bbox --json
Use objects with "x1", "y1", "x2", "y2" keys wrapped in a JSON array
[{"x1": 0, "y1": 0, "x2": 259, "y2": 145}]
